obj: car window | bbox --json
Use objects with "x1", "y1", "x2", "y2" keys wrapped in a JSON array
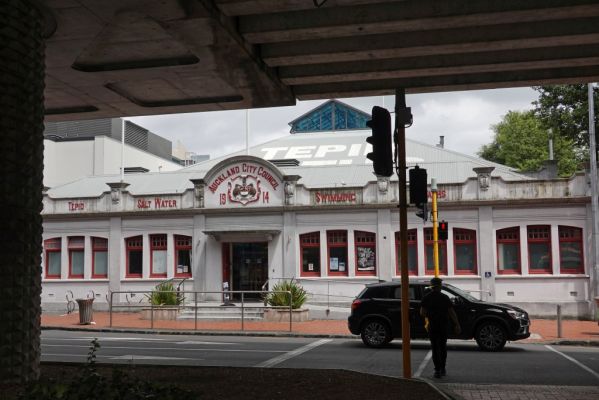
[
  {"x1": 392, "y1": 286, "x2": 416, "y2": 300},
  {"x1": 365, "y1": 286, "x2": 390, "y2": 298},
  {"x1": 440, "y1": 288, "x2": 460, "y2": 304}
]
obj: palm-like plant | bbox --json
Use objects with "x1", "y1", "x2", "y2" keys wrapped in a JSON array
[
  {"x1": 265, "y1": 280, "x2": 308, "y2": 309},
  {"x1": 145, "y1": 281, "x2": 184, "y2": 306}
]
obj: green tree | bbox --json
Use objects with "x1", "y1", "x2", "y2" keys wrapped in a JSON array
[
  {"x1": 533, "y1": 84, "x2": 598, "y2": 151},
  {"x1": 478, "y1": 110, "x2": 578, "y2": 177}
]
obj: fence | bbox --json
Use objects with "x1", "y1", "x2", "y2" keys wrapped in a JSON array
[{"x1": 108, "y1": 290, "x2": 293, "y2": 331}]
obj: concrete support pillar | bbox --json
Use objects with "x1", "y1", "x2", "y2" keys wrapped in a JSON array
[
  {"x1": 0, "y1": 0, "x2": 49, "y2": 382},
  {"x1": 478, "y1": 206, "x2": 496, "y2": 302},
  {"x1": 108, "y1": 218, "x2": 122, "y2": 294},
  {"x1": 377, "y1": 209, "x2": 393, "y2": 281},
  {"x1": 192, "y1": 215, "x2": 207, "y2": 294},
  {"x1": 282, "y1": 211, "x2": 297, "y2": 280}
]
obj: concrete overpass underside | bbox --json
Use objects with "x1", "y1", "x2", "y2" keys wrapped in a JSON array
[{"x1": 44, "y1": 0, "x2": 599, "y2": 121}]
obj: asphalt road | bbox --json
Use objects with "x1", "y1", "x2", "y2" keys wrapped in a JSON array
[{"x1": 41, "y1": 330, "x2": 599, "y2": 386}]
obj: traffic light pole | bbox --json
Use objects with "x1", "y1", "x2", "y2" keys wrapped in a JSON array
[
  {"x1": 432, "y1": 179, "x2": 439, "y2": 278},
  {"x1": 395, "y1": 88, "x2": 412, "y2": 379}
]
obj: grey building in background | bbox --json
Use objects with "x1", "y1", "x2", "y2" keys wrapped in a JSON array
[{"x1": 44, "y1": 118, "x2": 172, "y2": 162}]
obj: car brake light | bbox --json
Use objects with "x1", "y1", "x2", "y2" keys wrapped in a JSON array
[{"x1": 351, "y1": 299, "x2": 362, "y2": 311}]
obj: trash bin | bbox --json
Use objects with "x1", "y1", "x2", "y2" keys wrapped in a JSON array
[{"x1": 76, "y1": 298, "x2": 94, "y2": 325}]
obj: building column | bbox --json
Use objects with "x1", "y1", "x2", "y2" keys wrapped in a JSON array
[
  {"x1": 108, "y1": 217, "x2": 122, "y2": 295},
  {"x1": 192, "y1": 215, "x2": 207, "y2": 294},
  {"x1": 282, "y1": 211, "x2": 297, "y2": 280},
  {"x1": 478, "y1": 206, "x2": 496, "y2": 302},
  {"x1": 377, "y1": 209, "x2": 393, "y2": 281},
  {"x1": 0, "y1": 0, "x2": 51, "y2": 382}
]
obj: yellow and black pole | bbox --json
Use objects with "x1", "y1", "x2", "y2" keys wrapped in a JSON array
[{"x1": 431, "y1": 178, "x2": 439, "y2": 278}]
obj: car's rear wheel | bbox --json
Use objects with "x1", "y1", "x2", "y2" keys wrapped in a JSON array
[
  {"x1": 475, "y1": 321, "x2": 507, "y2": 352},
  {"x1": 360, "y1": 319, "x2": 391, "y2": 348}
]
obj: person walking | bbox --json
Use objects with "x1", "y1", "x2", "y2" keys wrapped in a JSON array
[{"x1": 420, "y1": 277, "x2": 461, "y2": 378}]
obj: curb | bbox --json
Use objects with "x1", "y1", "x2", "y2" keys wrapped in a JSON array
[{"x1": 41, "y1": 326, "x2": 356, "y2": 339}]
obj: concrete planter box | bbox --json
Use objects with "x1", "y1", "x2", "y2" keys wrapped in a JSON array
[
  {"x1": 141, "y1": 307, "x2": 179, "y2": 320},
  {"x1": 264, "y1": 308, "x2": 309, "y2": 322}
]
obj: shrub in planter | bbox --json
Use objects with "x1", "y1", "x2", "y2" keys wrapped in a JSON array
[
  {"x1": 264, "y1": 280, "x2": 307, "y2": 309},
  {"x1": 145, "y1": 281, "x2": 184, "y2": 306}
]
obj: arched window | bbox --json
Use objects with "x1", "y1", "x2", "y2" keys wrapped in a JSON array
[
  {"x1": 328, "y1": 230, "x2": 349, "y2": 276},
  {"x1": 126, "y1": 236, "x2": 143, "y2": 278},
  {"x1": 44, "y1": 238, "x2": 62, "y2": 279},
  {"x1": 527, "y1": 226, "x2": 552, "y2": 274},
  {"x1": 558, "y1": 226, "x2": 584, "y2": 274},
  {"x1": 68, "y1": 236, "x2": 85, "y2": 279},
  {"x1": 355, "y1": 231, "x2": 376, "y2": 276},
  {"x1": 496, "y1": 227, "x2": 520, "y2": 274},
  {"x1": 175, "y1": 235, "x2": 192, "y2": 278},
  {"x1": 92, "y1": 237, "x2": 108, "y2": 278},
  {"x1": 150, "y1": 234, "x2": 167, "y2": 278},
  {"x1": 424, "y1": 228, "x2": 447, "y2": 275},
  {"x1": 454, "y1": 228, "x2": 477, "y2": 275},
  {"x1": 300, "y1": 232, "x2": 320, "y2": 277},
  {"x1": 395, "y1": 230, "x2": 417, "y2": 275}
]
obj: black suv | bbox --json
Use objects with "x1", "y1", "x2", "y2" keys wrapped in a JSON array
[{"x1": 348, "y1": 281, "x2": 530, "y2": 351}]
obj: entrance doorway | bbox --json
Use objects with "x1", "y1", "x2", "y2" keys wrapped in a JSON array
[{"x1": 230, "y1": 242, "x2": 268, "y2": 300}]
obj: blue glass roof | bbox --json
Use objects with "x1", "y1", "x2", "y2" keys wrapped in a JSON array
[{"x1": 289, "y1": 100, "x2": 370, "y2": 133}]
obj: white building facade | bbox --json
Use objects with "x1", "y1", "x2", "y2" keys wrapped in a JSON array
[{"x1": 40, "y1": 102, "x2": 597, "y2": 318}]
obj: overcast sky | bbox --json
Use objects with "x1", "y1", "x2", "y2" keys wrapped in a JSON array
[{"x1": 127, "y1": 87, "x2": 538, "y2": 160}]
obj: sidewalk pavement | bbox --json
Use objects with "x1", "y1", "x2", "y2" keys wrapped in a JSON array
[{"x1": 41, "y1": 311, "x2": 599, "y2": 400}]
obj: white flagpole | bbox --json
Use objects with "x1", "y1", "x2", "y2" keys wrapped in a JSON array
[
  {"x1": 246, "y1": 109, "x2": 250, "y2": 155},
  {"x1": 121, "y1": 119, "x2": 125, "y2": 181}
]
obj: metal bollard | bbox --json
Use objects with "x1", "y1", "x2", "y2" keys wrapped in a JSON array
[{"x1": 557, "y1": 304, "x2": 562, "y2": 338}]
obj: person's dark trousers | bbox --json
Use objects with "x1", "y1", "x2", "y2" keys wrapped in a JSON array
[{"x1": 428, "y1": 329, "x2": 448, "y2": 373}]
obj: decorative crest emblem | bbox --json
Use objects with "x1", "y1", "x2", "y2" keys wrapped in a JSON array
[{"x1": 228, "y1": 174, "x2": 261, "y2": 205}]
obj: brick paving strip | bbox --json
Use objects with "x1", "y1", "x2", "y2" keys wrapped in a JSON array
[{"x1": 438, "y1": 384, "x2": 599, "y2": 400}]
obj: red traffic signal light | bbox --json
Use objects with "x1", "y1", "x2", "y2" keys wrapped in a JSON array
[
  {"x1": 439, "y1": 220, "x2": 449, "y2": 241},
  {"x1": 366, "y1": 106, "x2": 393, "y2": 177}
]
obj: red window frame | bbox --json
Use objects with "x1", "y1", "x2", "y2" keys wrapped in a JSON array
[
  {"x1": 327, "y1": 230, "x2": 349, "y2": 276},
  {"x1": 496, "y1": 227, "x2": 521, "y2": 274},
  {"x1": 150, "y1": 234, "x2": 168, "y2": 278},
  {"x1": 174, "y1": 235, "x2": 192, "y2": 278},
  {"x1": 44, "y1": 238, "x2": 61, "y2": 279},
  {"x1": 92, "y1": 237, "x2": 108, "y2": 278},
  {"x1": 527, "y1": 225, "x2": 552, "y2": 274},
  {"x1": 300, "y1": 232, "x2": 321, "y2": 277},
  {"x1": 453, "y1": 228, "x2": 478, "y2": 275},
  {"x1": 558, "y1": 226, "x2": 584, "y2": 274},
  {"x1": 424, "y1": 228, "x2": 447, "y2": 275},
  {"x1": 126, "y1": 236, "x2": 143, "y2": 278},
  {"x1": 354, "y1": 231, "x2": 376, "y2": 276},
  {"x1": 68, "y1": 236, "x2": 85, "y2": 279},
  {"x1": 395, "y1": 230, "x2": 418, "y2": 276}
]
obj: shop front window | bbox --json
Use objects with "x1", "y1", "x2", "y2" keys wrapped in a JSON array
[
  {"x1": 424, "y1": 228, "x2": 447, "y2": 275},
  {"x1": 92, "y1": 237, "x2": 108, "y2": 278},
  {"x1": 68, "y1": 236, "x2": 84, "y2": 278},
  {"x1": 497, "y1": 227, "x2": 520, "y2": 274},
  {"x1": 454, "y1": 229, "x2": 477, "y2": 275},
  {"x1": 527, "y1": 226, "x2": 552, "y2": 273},
  {"x1": 558, "y1": 226, "x2": 584, "y2": 274},
  {"x1": 45, "y1": 238, "x2": 61, "y2": 279},
  {"x1": 300, "y1": 232, "x2": 320, "y2": 277},
  {"x1": 150, "y1": 234, "x2": 167, "y2": 278},
  {"x1": 395, "y1": 230, "x2": 417, "y2": 275},
  {"x1": 126, "y1": 236, "x2": 143, "y2": 278},
  {"x1": 355, "y1": 231, "x2": 376, "y2": 276},
  {"x1": 175, "y1": 235, "x2": 192, "y2": 277},
  {"x1": 328, "y1": 230, "x2": 348, "y2": 276}
]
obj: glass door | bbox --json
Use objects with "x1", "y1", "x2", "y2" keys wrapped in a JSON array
[{"x1": 231, "y1": 242, "x2": 268, "y2": 300}]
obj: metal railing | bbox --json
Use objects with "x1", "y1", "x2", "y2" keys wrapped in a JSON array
[{"x1": 108, "y1": 289, "x2": 293, "y2": 331}]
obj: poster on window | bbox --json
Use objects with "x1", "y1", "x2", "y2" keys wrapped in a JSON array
[
  {"x1": 330, "y1": 257, "x2": 339, "y2": 271},
  {"x1": 357, "y1": 247, "x2": 375, "y2": 271}
]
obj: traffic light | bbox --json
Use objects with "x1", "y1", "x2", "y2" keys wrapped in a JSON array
[
  {"x1": 439, "y1": 220, "x2": 449, "y2": 241},
  {"x1": 366, "y1": 106, "x2": 393, "y2": 177},
  {"x1": 409, "y1": 166, "x2": 428, "y2": 205},
  {"x1": 415, "y1": 202, "x2": 428, "y2": 221}
]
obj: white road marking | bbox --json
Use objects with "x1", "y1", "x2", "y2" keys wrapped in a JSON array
[
  {"x1": 42, "y1": 344, "x2": 284, "y2": 353},
  {"x1": 43, "y1": 337, "x2": 236, "y2": 345},
  {"x1": 110, "y1": 355, "x2": 191, "y2": 361},
  {"x1": 545, "y1": 345, "x2": 599, "y2": 381},
  {"x1": 47, "y1": 337, "x2": 165, "y2": 342},
  {"x1": 255, "y1": 339, "x2": 332, "y2": 368},
  {"x1": 414, "y1": 350, "x2": 432, "y2": 378},
  {"x1": 176, "y1": 341, "x2": 236, "y2": 345}
]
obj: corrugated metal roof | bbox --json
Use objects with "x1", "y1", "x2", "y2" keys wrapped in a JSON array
[{"x1": 47, "y1": 130, "x2": 530, "y2": 198}]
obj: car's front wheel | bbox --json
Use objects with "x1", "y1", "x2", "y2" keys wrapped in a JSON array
[
  {"x1": 360, "y1": 319, "x2": 391, "y2": 348},
  {"x1": 475, "y1": 321, "x2": 507, "y2": 352}
]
